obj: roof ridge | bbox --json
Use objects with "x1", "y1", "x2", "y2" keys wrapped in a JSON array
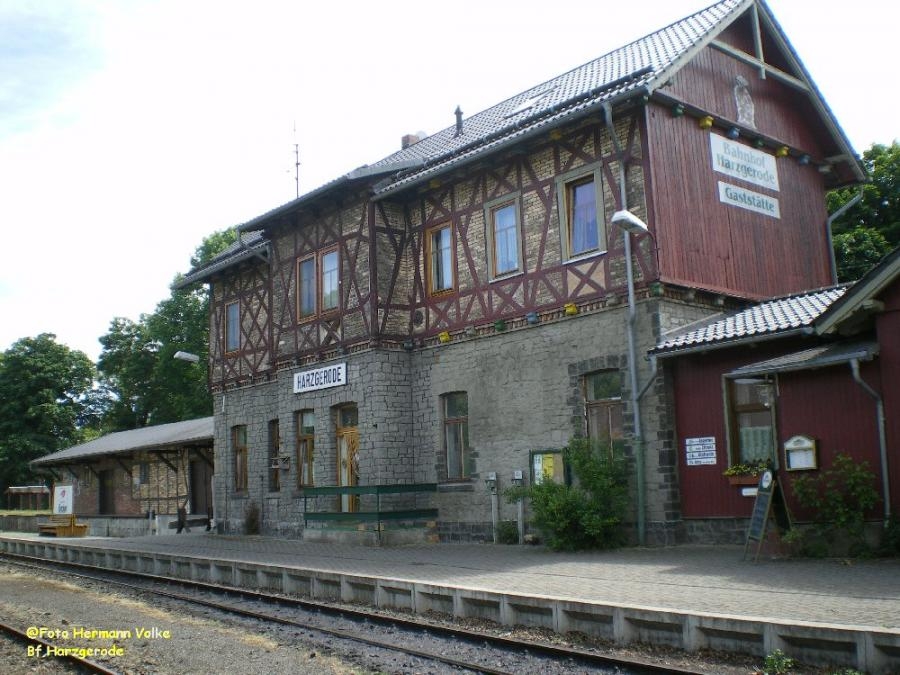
[
  {"x1": 395, "y1": 0, "x2": 739, "y2": 149},
  {"x1": 370, "y1": 0, "x2": 743, "y2": 173}
]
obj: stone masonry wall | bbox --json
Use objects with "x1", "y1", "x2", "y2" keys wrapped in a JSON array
[{"x1": 210, "y1": 295, "x2": 720, "y2": 544}]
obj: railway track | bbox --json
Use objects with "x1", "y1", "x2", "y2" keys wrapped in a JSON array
[
  {"x1": 1, "y1": 550, "x2": 707, "y2": 675},
  {"x1": 0, "y1": 616, "x2": 121, "y2": 675}
]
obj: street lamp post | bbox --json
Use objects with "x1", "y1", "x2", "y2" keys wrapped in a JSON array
[{"x1": 611, "y1": 210, "x2": 651, "y2": 546}]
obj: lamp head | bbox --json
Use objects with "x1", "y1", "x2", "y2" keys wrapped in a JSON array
[
  {"x1": 173, "y1": 351, "x2": 200, "y2": 363},
  {"x1": 611, "y1": 210, "x2": 649, "y2": 235}
]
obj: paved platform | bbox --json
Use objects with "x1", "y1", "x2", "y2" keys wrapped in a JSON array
[{"x1": 3, "y1": 532, "x2": 899, "y2": 672}]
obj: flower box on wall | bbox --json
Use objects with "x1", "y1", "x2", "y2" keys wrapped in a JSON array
[{"x1": 727, "y1": 474, "x2": 761, "y2": 487}]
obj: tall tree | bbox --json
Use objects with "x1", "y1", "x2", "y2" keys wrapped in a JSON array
[
  {"x1": 828, "y1": 142, "x2": 900, "y2": 281},
  {"x1": 97, "y1": 228, "x2": 236, "y2": 431},
  {"x1": 0, "y1": 334, "x2": 95, "y2": 501}
]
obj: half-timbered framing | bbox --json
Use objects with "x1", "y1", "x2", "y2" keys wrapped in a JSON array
[{"x1": 177, "y1": 0, "x2": 866, "y2": 544}]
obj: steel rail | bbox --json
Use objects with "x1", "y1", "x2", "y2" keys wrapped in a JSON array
[
  {"x1": 1, "y1": 550, "x2": 705, "y2": 675},
  {"x1": 0, "y1": 617, "x2": 122, "y2": 675}
]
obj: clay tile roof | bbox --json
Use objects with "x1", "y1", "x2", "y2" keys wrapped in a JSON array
[
  {"x1": 372, "y1": 0, "x2": 744, "y2": 196},
  {"x1": 652, "y1": 287, "x2": 847, "y2": 356}
]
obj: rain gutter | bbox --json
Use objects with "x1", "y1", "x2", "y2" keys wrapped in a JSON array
[{"x1": 849, "y1": 359, "x2": 891, "y2": 524}]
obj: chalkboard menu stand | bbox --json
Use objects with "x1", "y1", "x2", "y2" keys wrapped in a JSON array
[{"x1": 743, "y1": 470, "x2": 791, "y2": 562}]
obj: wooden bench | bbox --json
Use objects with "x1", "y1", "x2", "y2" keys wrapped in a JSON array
[{"x1": 39, "y1": 514, "x2": 88, "y2": 537}]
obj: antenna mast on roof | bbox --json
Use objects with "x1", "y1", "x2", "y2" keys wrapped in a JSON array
[{"x1": 293, "y1": 121, "x2": 301, "y2": 199}]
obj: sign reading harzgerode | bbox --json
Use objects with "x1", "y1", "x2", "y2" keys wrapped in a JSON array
[
  {"x1": 710, "y1": 135, "x2": 780, "y2": 191},
  {"x1": 293, "y1": 362, "x2": 347, "y2": 394},
  {"x1": 685, "y1": 437, "x2": 717, "y2": 466}
]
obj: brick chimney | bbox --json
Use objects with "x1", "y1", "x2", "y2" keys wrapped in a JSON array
[{"x1": 401, "y1": 134, "x2": 421, "y2": 149}]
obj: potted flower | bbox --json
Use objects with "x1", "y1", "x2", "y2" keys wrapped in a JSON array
[{"x1": 723, "y1": 460, "x2": 768, "y2": 486}]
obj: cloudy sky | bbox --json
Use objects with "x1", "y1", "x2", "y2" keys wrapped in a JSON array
[{"x1": 1, "y1": 0, "x2": 896, "y2": 362}]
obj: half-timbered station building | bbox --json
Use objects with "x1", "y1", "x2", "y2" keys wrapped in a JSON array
[
  {"x1": 177, "y1": 0, "x2": 865, "y2": 544},
  {"x1": 652, "y1": 245, "x2": 900, "y2": 544},
  {"x1": 30, "y1": 417, "x2": 214, "y2": 536}
]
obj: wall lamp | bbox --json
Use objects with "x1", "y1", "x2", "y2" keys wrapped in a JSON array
[{"x1": 173, "y1": 351, "x2": 200, "y2": 363}]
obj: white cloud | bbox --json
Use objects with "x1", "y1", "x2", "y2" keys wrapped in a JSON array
[{"x1": 0, "y1": 0, "x2": 896, "y2": 360}]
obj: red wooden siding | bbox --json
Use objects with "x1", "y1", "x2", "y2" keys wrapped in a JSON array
[
  {"x1": 673, "y1": 28, "x2": 839, "y2": 160},
  {"x1": 674, "y1": 342, "x2": 888, "y2": 520},
  {"x1": 876, "y1": 281, "x2": 900, "y2": 512},
  {"x1": 646, "y1": 99, "x2": 832, "y2": 298}
]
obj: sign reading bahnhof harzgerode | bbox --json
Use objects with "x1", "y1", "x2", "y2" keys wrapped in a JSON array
[{"x1": 293, "y1": 362, "x2": 347, "y2": 394}]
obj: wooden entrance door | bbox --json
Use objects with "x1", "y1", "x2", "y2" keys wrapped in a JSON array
[
  {"x1": 98, "y1": 470, "x2": 115, "y2": 515},
  {"x1": 336, "y1": 405, "x2": 359, "y2": 513},
  {"x1": 189, "y1": 457, "x2": 213, "y2": 518}
]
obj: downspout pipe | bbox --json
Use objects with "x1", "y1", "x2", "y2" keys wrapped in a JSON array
[
  {"x1": 826, "y1": 187, "x2": 864, "y2": 285},
  {"x1": 603, "y1": 102, "x2": 646, "y2": 546},
  {"x1": 850, "y1": 359, "x2": 891, "y2": 524}
]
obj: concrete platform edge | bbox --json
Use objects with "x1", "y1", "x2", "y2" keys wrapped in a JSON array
[{"x1": 2, "y1": 535, "x2": 898, "y2": 674}]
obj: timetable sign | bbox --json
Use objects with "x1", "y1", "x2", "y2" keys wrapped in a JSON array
[{"x1": 685, "y1": 437, "x2": 717, "y2": 466}]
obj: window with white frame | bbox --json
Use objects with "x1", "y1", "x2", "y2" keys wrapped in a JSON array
[
  {"x1": 321, "y1": 249, "x2": 339, "y2": 312},
  {"x1": 556, "y1": 166, "x2": 606, "y2": 260},
  {"x1": 427, "y1": 223, "x2": 454, "y2": 294},
  {"x1": 485, "y1": 196, "x2": 522, "y2": 279}
]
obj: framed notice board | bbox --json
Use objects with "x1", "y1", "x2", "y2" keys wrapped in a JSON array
[{"x1": 743, "y1": 470, "x2": 791, "y2": 561}]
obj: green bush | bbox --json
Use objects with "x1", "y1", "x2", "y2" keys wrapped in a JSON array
[
  {"x1": 762, "y1": 649, "x2": 795, "y2": 674},
  {"x1": 793, "y1": 454, "x2": 879, "y2": 556},
  {"x1": 879, "y1": 516, "x2": 900, "y2": 556},
  {"x1": 497, "y1": 520, "x2": 519, "y2": 545},
  {"x1": 505, "y1": 438, "x2": 628, "y2": 551}
]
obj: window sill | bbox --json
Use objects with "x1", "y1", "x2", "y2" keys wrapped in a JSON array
[
  {"x1": 489, "y1": 270, "x2": 523, "y2": 284},
  {"x1": 437, "y1": 481, "x2": 474, "y2": 492},
  {"x1": 563, "y1": 248, "x2": 607, "y2": 265}
]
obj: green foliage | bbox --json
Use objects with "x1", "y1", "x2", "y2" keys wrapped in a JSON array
[
  {"x1": 793, "y1": 454, "x2": 880, "y2": 556},
  {"x1": 96, "y1": 228, "x2": 236, "y2": 431},
  {"x1": 762, "y1": 649, "x2": 795, "y2": 674},
  {"x1": 832, "y1": 227, "x2": 891, "y2": 282},
  {"x1": 878, "y1": 517, "x2": 900, "y2": 556},
  {"x1": 505, "y1": 438, "x2": 629, "y2": 551},
  {"x1": 497, "y1": 520, "x2": 519, "y2": 545},
  {"x1": 723, "y1": 460, "x2": 768, "y2": 477},
  {"x1": 0, "y1": 334, "x2": 96, "y2": 502},
  {"x1": 188, "y1": 227, "x2": 238, "y2": 269},
  {"x1": 828, "y1": 141, "x2": 900, "y2": 280}
]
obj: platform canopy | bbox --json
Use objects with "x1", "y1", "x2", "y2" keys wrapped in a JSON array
[{"x1": 31, "y1": 417, "x2": 214, "y2": 468}]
